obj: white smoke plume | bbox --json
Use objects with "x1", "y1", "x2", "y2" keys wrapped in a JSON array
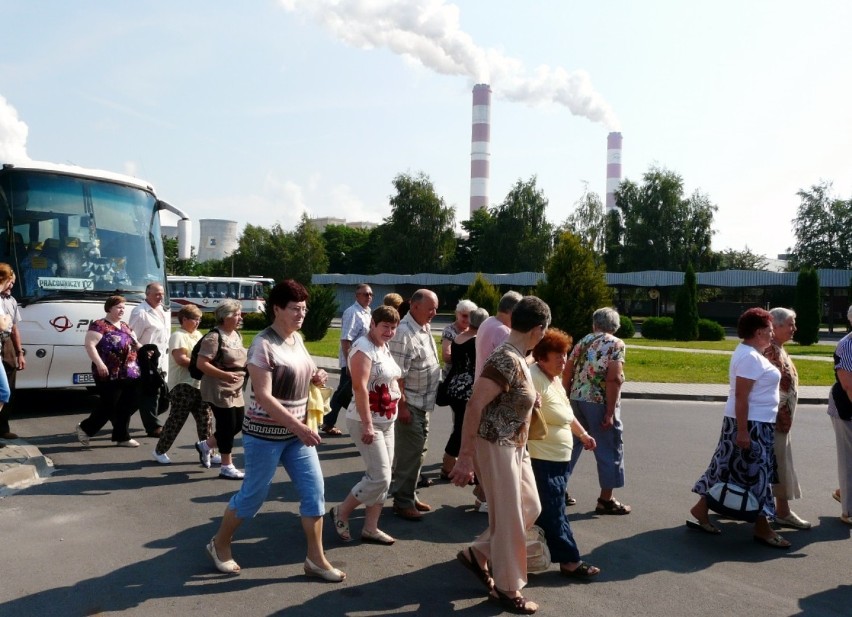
[
  {"x1": 279, "y1": 0, "x2": 620, "y2": 130},
  {"x1": 0, "y1": 95, "x2": 30, "y2": 163}
]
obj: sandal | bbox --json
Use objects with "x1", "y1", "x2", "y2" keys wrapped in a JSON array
[
  {"x1": 686, "y1": 519, "x2": 721, "y2": 535},
  {"x1": 329, "y1": 506, "x2": 350, "y2": 542},
  {"x1": 488, "y1": 588, "x2": 538, "y2": 615},
  {"x1": 753, "y1": 534, "x2": 791, "y2": 549},
  {"x1": 595, "y1": 497, "x2": 631, "y2": 515},
  {"x1": 560, "y1": 561, "x2": 601, "y2": 579},
  {"x1": 321, "y1": 425, "x2": 343, "y2": 436},
  {"x1": 565, "y1": 494, "x2": 577, "y2": 506},
  {"x1": 456, "y1": 548, "x2": 494, "y2": 591}
]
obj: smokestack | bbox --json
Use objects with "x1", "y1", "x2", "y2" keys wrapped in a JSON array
[
  {"x1": 470, "y1": 83, "x2": 491, "y2": 214},
  {"x1": 605, "y1": 131, "x2": 622, "y2": 211}
]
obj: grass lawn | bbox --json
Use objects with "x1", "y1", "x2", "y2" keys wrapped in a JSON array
[
  {"x1": 235, "y1": 328, "x2": 834, "y2": 386},
  {"x1": 626, "y1": 348, "x2": 833, "y2": 386}
]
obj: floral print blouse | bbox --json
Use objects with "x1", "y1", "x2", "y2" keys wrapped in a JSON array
[
  {"x1": 89, "y1": 319, "x2": 140, "y2": 382},
  {"x1": 567, "y1": 332, "x2": 626, "y2": 405},
  {"x1": 477, "y1": 343, "x2": 536, "y2": 447}
]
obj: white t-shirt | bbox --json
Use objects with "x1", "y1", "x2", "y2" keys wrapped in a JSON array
[
  {"x1": 345, "y1": 336, "x2": 402, "y2": 425},
  {"x1": 724, "y1": 343, "x2": 780, "y2": 423}
]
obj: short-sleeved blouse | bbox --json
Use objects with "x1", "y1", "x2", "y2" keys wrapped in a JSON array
[
  {"x1": 476, "y1": 343, "x2": 536, "y2": 447},
  {"x1": 88, "y1": 319, "x2": 140, "y2": 382},
  {"x1": 199, "y1": 328, "x2": 247, "y2": 408},
  {"x1": 244, "y1": 327, "x2": 316, "y2": 441},
  {"x1": 527, "y1": 363, "x2": 576, "y2": 462},
  {"x1": 723, "y1": 343, "x2": 780, "y2": 423},
  {"x1": 568, "y1": 332, "x2": 626, "y2": 404},
  {"x1": 168, "y1": 328, "x2": 202, "y2": 389},
  {"x1": 345, "y1": 336, "x2": 402, "y2": 425},
  {"x1": 827, "y1": 333, "x2": 852, "y2": 419}
]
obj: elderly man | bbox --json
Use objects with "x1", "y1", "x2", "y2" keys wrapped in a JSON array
[
  {"x1": 388, "y1": 289, "x2": 441, "y2": 521},
  {"x1": 322, "y1": 283, "x2": 373, "y2": 436},
  {"x1": 0, "y1": 268, "x2": 24, "y2": 441},
  {"x1": 129, "y1": 282, "x2": 170, "y2": 437}
]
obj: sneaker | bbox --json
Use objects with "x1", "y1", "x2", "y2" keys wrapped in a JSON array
[
  {"x1": 219, "y1": 464, "x2": 245, "y2": 480},
  {"x1": 195, "y1": 440, "x2": 212, "y2": 468},
  {"x1": 75, "y1": 424, "x2": 90, "y2": 447},
  {"x1": 152, "y1": 450, "x2": 171, "y2": 464},
  {"x1": 116, "y1": 439, "x2": 140, "y2": 447},
  {"x1": 210, "y1": 453, "x2": 222, "y2": 466}
]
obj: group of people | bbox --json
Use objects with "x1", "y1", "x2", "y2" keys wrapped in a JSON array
[
  {"x1": 11, "y1": 271, "x2": 851, "y2": 614},
  {"x1": 75, "y1": 283, "x2": 247, "y2": 479}
]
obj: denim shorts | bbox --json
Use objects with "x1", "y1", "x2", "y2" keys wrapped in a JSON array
[{"x1": 228, "y1": 433, "x2": 325, "y2": 519}]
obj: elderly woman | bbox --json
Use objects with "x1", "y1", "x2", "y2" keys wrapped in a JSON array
[
  {"x1": 764, "y1": 308, "x2": 810, "y2": 529},
  {"x1": 77, "y1": 295, "x2": 140, "y2": 447},
  {"x1": 330, "y1": 305, "x2": 401, "y2": 546},
  {"x1": 205, "y1": 280, "x2": 344, "y2": 582},
  {"x1": 450, "y1": 296, "x2": 551, "y2": 615},
  {"x1": 563, "y1": 307, "x2": 630, "y2": 514},
  {"x1": 152, "y1": 304, "x2": 216, "y2": 465},
  {"x1": 529, "y1": 328, "x2": 600, "y2": 579},
  {"x1": 829, "y1": 305, "x2": 852, "y2": 526},
  {"x1": 442, "y1": 299, "x2": 477, "y2": 373},
  {"x1": 689, "y1": 308, "x2": 788, "y2": 548},
  {"x1": 440, "y1": 307, "x2": 488, "y2": 479},
  {"x1": 195, "y1": 300, "x2": 247, "y2": 479}
]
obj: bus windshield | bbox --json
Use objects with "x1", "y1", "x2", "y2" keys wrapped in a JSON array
[{"x1": 0, "y1": 168, "x2": 165, "y2": 303}]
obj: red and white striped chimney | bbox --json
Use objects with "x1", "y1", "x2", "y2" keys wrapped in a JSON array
[
  {"x1": 470, "y1": 83, "x2": 491, "y2": 214},
  {"x1": 605, "y1": 131, "x2": 622, "y2": 212}
]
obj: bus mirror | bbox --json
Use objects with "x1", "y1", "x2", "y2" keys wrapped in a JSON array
[{"x1": 177, "y1": 218, "x2": 192, "y2": 260}]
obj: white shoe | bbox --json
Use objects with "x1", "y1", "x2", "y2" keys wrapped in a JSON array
[
  {"x1": 116, "y1": 439, "x2": 140, "y2": 448},
  {"x1": 219, "y1": 464, "x2": 245, "y2": 480},
  {"x1": 211, "y1": 453, "x2": 222, "y2": 466},
  {"x1": 775, "y1": 511, "x2": 812, "y2": 530},
  {"x1": 152, "y1": 450, "x2": 171, "y2": 464},
  {"x1": 475, "y1": 500, "x2": 488, "y2": 513},
  {"x1": 75, "y1": 424, "x2": 90, "y2": 447},
  {"x1": 195, "y1": 440, "x2": 212, "y2": 468}
]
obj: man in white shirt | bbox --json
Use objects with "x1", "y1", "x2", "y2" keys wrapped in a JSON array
[
  {"x1": 0, "y1": 269, "x2": 24, "y2": 441},
  {"x1": 129, "y1": 283, "x2": 170, "y2": 437},
  {"x1": 322, "y1": 283, "x2": 373, "y2": 436}
]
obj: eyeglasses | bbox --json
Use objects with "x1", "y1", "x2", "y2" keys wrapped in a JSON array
[
  {"x1": 358, "y1": 292, "x2": 374, "y2": 297},
  {"x1": 288, "y1": 305, "x2": 309, "y2": 315}
]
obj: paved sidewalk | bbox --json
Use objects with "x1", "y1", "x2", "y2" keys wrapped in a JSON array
[{"x1": 0, "y1": 355, "x2": 832, "y2": 494}]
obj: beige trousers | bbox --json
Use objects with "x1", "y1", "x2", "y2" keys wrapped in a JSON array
[{"x1": 471, "y1": 437, "x2": 541, "y2": 592}]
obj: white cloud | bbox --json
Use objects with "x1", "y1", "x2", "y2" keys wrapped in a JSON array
[{"x1": 0, "y1": 95, "x2": 30, "y2": 162}]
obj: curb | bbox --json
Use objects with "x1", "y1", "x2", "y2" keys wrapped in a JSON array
[
  {"x1": 621, "y1": 392, "x2": 829, "y2": 405},
  {"x1": 0, "y1": 443, "x2": 55, "y2": 496}
]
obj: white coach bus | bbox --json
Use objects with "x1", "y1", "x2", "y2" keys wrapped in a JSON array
[
  {"x1": 167, "y1": 276, "x2": 272, "y2": 314},
  {"x1": 0, "y1": 160, "x2": 191, "y2": 389}
]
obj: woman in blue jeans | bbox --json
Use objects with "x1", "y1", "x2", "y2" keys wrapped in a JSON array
[
  {"x1": 205, "y1": 280, "x2": 345, "y2": 582},
  {"x1": 529, "y1": 328, "x2": 600, "y2": 578}
]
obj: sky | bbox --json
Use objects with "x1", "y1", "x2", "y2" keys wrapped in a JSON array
[{"x1": 2, "y1": 0, "x2": 851, "y2": 263}]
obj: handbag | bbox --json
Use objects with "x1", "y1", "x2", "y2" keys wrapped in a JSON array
[
  {"x1": 525, "y1": 525, "x2": 551, "y2": 573},
  {"x1": 435, "y1": 377, "x2": 450, "y2": 407},
  {"x1": 528, "y1": 404, "x2": 548, "y2": 441},
  {"x1": 704, "y1": 450, "x2": 760, "y2": 522}
]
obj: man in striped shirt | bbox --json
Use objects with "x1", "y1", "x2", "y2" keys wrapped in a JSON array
[{"x1": 388, "y1": 289, "x2": 440, "y2": 521}]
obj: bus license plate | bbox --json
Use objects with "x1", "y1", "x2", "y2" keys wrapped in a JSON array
[{"x1": 73, "y1": 373, "x2": 95, "y2": 385}]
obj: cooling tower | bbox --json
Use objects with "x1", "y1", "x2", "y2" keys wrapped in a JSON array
[
  {"x1": 470, "y1": 84, "x2": 492, "y2": 214},
  {"x1": 198, "y1": 219, "x2": 238, "y2": 263},
  {"x1": 605, "y1": 132, "x2": 623, "y2": 212}
]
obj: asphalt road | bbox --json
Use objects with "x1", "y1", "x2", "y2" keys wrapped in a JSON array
[{"x1": 0, "y1": 387, "x2": 849, "y2": 617}]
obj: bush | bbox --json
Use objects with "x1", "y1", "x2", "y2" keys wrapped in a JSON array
[
  {"x1": 616, "y1": 315, "x2": 635, "y2": 339},
  {"x1": 794, "y1": 267, "x2": 821, "y2": 346},
  {"x1": 697, "y1": 318, "x2": 725, "y2": 341},
  {"x1": 242, "y1": 311, "x2": 268, "y2": 330},
  {"x1": 673, "y1": 264, "x2": 699, "y2": 341},
  {"x1": 641, "y1": 317, "x2": 674, "y2": 340},
  {"x1": 465, "y1": 273, "x2": 500, "y2": 316},
  {"x1": 199, "y1": 312, "x2": 216, "y2": 329},
  {"x1": 301, "y1": 284, "x2": 338, "y2": 342}
]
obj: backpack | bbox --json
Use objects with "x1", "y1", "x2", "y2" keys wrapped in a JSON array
[{"x1": 188, "y1": 328, "x2": 225, "y2": 380}]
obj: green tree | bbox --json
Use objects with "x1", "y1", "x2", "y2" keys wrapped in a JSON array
[
  {"x1": 301, "y1": 284, "x2": 338, "y2": 341},
  {"x1": 464, "y1": 273, "x2": 500, "y2": 315},
  {"x1": 322, "y1": 224, "x2": 373, "y2": 273},
  {"x1": 162, "y1": 236, "x2": 199, "y2": 275},
  {"x1": 562, "y1": 186, "x2": 606, "y2": 255},
  {"x1": 713, "y1": 247, "x2": 769, "y2": 271},
  {"x1": 481, "y1": 177, "x2": 554, "y2": 272},
  {"x1": 537, "y1": 231, "x2": 612, "y2": 339},
  {"x1": 673, "y1": 263, "x2": 699, "y2": 340},
  {"x1": 792, "y1": 181, "x2": 852, "y2": 269},
  {"x1": 375, "y1": 172, "x2": 456, "y2": 273},
  {"x1": 453, "y1": 207, "x2": 493, "y2": 272},
  {"x1": 283, "y1": 213, "x2": 328, "y2": 286},
  {"x1": 612, "y1": 166, "x2": 717, "y2": 272},
  {"x1": 228, "y1": 223, "x2": 291, "y2": 279},
  {"x1": 793, "y1": 266, "x2": 821, "y2": 345}
]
